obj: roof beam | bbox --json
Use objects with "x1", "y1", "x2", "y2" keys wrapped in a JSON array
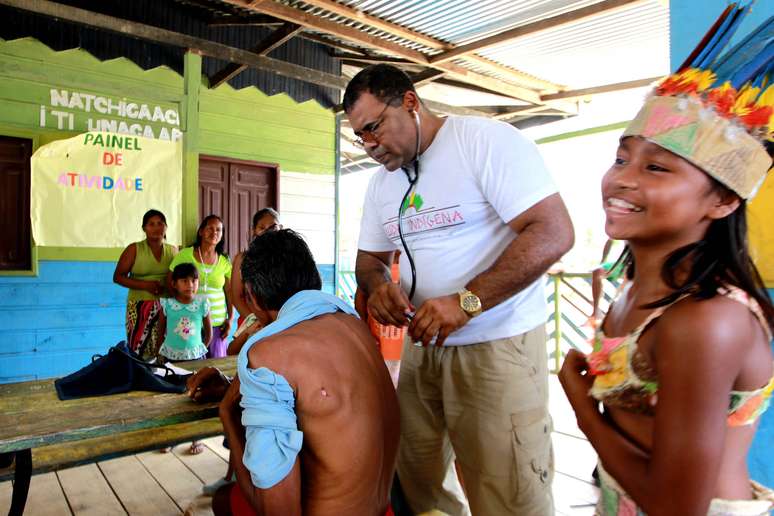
[
  {"x1": 2, "y1": 0, "x2": 548, "y2": 119},
  {"x1": 540, "y1": 76, "x2": 662, "y2": 101},
  {"x1": 221, "y1": 0, "x2": 432, "y2": 64},
  {"x1": 1, "y1": 0, "x2": 348, "y2": 89},
  {"x1": 219, "y1": 0, "x2": 550, "y2": 106},
  {"x1": 430, "y1": 0, "x2": 646, "y2": 65},
  {"x1": 335, "y1": 98, "x2": 492, "y2": 118},
  {"x1": 336, "y1": 53, "x2": 413, "y2": 65},
  {"x1": 299, "y1": 32, "x2": 371, "y2": 55},
  {"x1": 464, "y1": 56, "x2": 565, "y2": 92},
  {"x1": 207, "y1": 14, "x2": 282, "y2": 26},
  {"x1": 410, "y1": 69, "x2": 447, "y2": 87},
  {"x1": 295, "y1": 0, "x2": 562, "y2": 93},
  {"x1": 210, "y1": 22, "x2": 303, "y2": 88}
]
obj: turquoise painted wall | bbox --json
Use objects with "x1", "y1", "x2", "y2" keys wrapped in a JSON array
[
  {"x1": 749, "y1": 290, "x2": 774, "y2": 487},
  {"x1": 0, "y1": 261, "x2": 334, "y2": 382},
  {"x1": 671, "y1": 0, "x2": 774, "y2": 487}
]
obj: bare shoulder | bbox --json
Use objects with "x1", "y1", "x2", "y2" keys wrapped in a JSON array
[
  {"x1": 245, "y1": 314, "x2": 370, "y2": 383},
  {"x1": 246, "y1": 332, "x2": 307, "y2": 381},
  {"x1": 653, "y1": 294, "x2": 759, "y2": 371}
]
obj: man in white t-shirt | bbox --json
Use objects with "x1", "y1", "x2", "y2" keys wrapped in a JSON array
[{"x1": 344, "y1": 64, "x2": 574, "y2": 515}]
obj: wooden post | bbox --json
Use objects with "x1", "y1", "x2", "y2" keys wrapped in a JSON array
[
  {"x1": 182, "y1": 51, "x2": 201, "y2": 246},
  {"x1": 553, "y1": 273, "x2": 562, "y2": 374}
]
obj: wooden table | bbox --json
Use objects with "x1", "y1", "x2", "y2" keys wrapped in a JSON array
[{"x1": 0, "y1": 356, "x2": 235, "y2": 516}]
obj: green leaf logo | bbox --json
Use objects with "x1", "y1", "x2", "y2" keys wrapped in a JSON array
[{"x1": 400, "y1": 192, "x2": 424, "y2": 215}]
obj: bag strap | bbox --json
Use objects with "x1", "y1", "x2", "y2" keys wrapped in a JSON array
[{"x1": 94, "y1": 344, "x2": 181, "y2": 380}]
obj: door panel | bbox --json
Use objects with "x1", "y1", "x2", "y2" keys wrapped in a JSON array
[
  {"x1": 198, "y1": 159, "x2": 229, "y2": 246},
  {"x1": 229, "y1": 163, "x2": 276, "y2": 257},
  {"x1": 0, "y1": 136, "x2": 32, "y2": 270},
  {"x1": 198, "y1": 157, "x2": 278, "y2": 259}
]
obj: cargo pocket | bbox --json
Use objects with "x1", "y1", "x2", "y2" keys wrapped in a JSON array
[{"x1": 511, "y1": 407, "x2": 554, "y2": 508}]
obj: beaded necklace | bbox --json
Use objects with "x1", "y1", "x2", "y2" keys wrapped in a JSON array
[{"x1": 197, "y1": 247, "x2": 216, "y2": 291}]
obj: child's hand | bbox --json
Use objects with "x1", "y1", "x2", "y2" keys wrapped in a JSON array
[
  {"x1": 559, "y1": 349, "x2": 599, "y2": 419},
  {"x1": 220, "y1": 319, "x2": 232, "y2": 338}
]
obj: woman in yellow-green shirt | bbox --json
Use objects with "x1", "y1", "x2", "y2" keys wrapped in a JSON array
[
  {"x1": 169, "y1": 214, "x2": 233, "y2": 358},
  {"x1": 114, "y1": 209, "x2": 177, "y2": 361}
]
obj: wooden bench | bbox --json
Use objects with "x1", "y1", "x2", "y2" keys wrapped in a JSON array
[
  {"x1": 0, "y1": 357, "x2": 235, "y2": 515},
  {"x1": 0, "y1": 418, "x2": 223, "y2": 482}
]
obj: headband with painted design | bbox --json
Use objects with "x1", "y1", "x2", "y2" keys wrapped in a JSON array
[{"x1": 623, "y1": 3, "x2": 773, "y2": 199}]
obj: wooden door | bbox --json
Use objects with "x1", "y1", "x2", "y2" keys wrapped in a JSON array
[
  {"x1": 0, "y1": 136, "x2": 32, "y2": 270},
  {"x1": 199, "y1": 156, "x2": 278, "y2": 258}
]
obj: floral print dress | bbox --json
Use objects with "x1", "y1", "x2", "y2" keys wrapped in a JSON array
[{"x1": 159, "y1": 296, "x2": 210, "y2": 361}]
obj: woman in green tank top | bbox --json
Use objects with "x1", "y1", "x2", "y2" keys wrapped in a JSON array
[{"x1": 114, "y1": 209, "x2": 178, "y2": 360}]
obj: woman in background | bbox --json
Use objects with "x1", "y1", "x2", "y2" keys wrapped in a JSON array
[
  {"x1": 114, "y1": 209, "x2": 177, "y2": 361},
  {"x1": 169, "y1": 214, "x2": 233, "y2": 358}
]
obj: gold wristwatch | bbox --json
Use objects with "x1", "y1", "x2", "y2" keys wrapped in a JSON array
[{"x1": 457, "y1": 288, "x2": 482, "y2": 318}]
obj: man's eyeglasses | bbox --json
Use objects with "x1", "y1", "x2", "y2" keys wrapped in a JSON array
[{"x1": 353, "y1": 98, "x2": 398, "y2": 148}]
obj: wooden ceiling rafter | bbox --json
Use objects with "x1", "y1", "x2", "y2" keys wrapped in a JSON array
[
  {"x1": 209, "y1": 21, "x2": 303, "y2": 87},
  {"x1": 409, "y1": 69, "x2": 447, "y2": 88},
  {"x1": 4, "y1": 0, "x2": 495, "y2": 118},
  {"x1": 540, "y1": 76, "x2": 662, "y2": 101},
  {"x1": 299, "y1": 32, "x2": 371, "y2": 55},
  {"x1": 271, "y1": 0, "x2": 564, "y2": 93},
  {"x1": 335, "y1": 53, "x2": 413, "y2": 65},
  {"x1": 217, "y1": 0, "x2": 559, "y2": 107},
  {"x1": 207, "y1": 13, "x2": 282, "y2": 25}
]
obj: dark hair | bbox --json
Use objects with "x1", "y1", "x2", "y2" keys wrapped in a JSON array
[
  {"x1": 241, "y1": 229, "x2": 322, "y2": 311},
  {"x1": 343, "y1": 64, "x2": 416, "y2": 113},
  {"x1": 194, "y1": 214, "x2": 227, "y2": 258},
  {"x1": 142, "y1": 209, "x2": 166, "y2": 228},
  {"x1": 171, "y1": 262, "x2": 199, "y2": 281},
  {"x1": 619, "y1": 181, "x2": 774, "y2": 328},
  {"x1": 252, "y1": 208, "x2": 280, "y2": 229}
]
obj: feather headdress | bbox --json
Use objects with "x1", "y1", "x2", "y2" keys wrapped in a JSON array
[{"x1": 623, "y1": 2, "x2": 773, "y2": 198}]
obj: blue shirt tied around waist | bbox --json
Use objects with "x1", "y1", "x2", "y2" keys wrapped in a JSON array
[{"x1": 237, "y1": 290, "x2": 359, "y2": 489}]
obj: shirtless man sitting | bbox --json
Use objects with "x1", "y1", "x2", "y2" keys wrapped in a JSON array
[{"x1": 188, "y1": 229, "x2": 399, "y2": 516}]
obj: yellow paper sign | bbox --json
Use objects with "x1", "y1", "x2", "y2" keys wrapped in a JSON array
[{"x1": 31, "y1": 132, "x2": 182, "y2": 247}]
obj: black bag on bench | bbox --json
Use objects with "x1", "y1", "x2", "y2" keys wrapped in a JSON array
[{"x1": 54, "y1": 341, "x2": 192, "y2": 400}]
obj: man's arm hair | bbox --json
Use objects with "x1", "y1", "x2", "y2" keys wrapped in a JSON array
[
  {"x1": 467, "y1": 193, "x2": 574, "y2": 310},
  {"x1": 355, "y1": 249, "x2": 395, "y2": 296}
]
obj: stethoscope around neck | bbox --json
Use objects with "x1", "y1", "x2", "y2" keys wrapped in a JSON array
[{"x1": 398, "y1": 110, "x2": 421, "y2": 302}]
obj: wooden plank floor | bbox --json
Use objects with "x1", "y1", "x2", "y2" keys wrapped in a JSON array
[{"x1": 0, "y1": 376, "x2": 598, "y2": 515}]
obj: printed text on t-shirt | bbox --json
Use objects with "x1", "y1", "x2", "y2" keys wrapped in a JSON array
[{"x1": 384, "y1": 204, "x2": 465, "y2": 241}]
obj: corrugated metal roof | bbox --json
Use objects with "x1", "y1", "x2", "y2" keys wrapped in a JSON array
[
  {"x1": 0, "y1": 0, "x2": 341, "y2": 107},
  {"x1": 268, "y1": 0, "x2": 669, "y2": 90},
  {"x1": 339, "y1": 0, "x2": 605, "y2": 46},
  {"x1": 480, "y1": 0, "x2": 669, "y2": 87}
]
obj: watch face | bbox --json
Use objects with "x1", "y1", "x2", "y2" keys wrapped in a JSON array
[{"x1": 462, "y1": 294, "x2": 481, "y2": 313}]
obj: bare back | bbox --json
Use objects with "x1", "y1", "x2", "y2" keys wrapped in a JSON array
[{"x1": 248, "y1": 313, "x2": 399, "y2": 515}]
